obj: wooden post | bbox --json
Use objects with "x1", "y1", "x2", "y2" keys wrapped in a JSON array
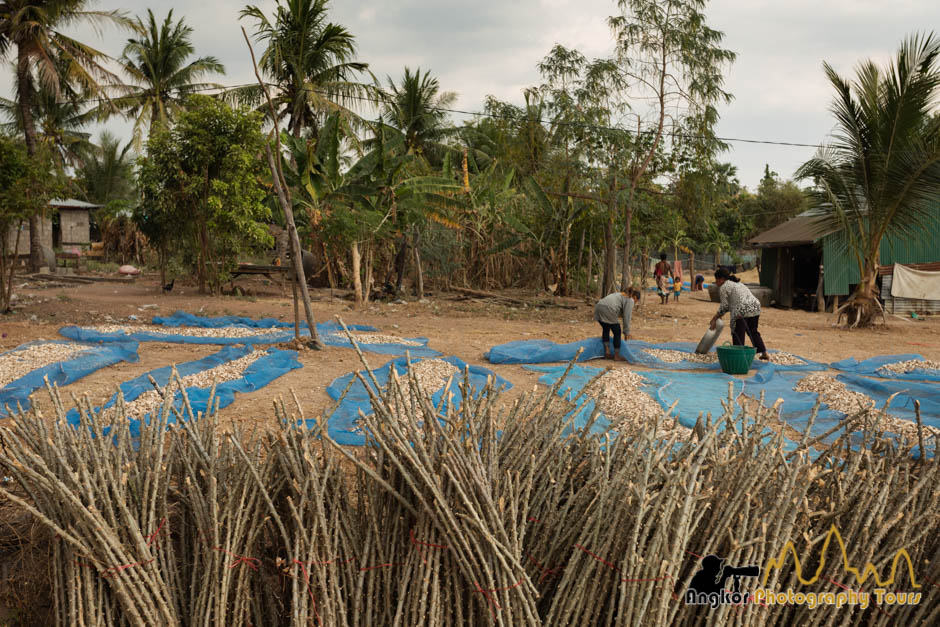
[
  {"x1": 244, "y1": 27, "x2": 322, "y2": 348},
  {"x1": 815, "y1": 265, "x2": 825, "y2": 313}
]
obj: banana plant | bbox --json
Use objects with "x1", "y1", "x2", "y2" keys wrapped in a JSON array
[{"x1": 282, "y1": 114, "x2": 462, "y2": 304}]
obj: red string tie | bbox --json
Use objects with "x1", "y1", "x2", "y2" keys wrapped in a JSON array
[
  {"x1": 146, "y1": 518, "x2": 166, "y2": 547},
  {"x1": 102, "y1": 559, "x2": 155, "y2": 577},
  {"x1": 526, "y1": 553, "x2": 561, "y2": 584},
  {"x1": 292, "y1": 560, "x2": 322, "y2": 627},
  {"x1": 473, "y1": 579, "x2": 523, "y2": 618},
  {"x1": 214, "y1": 547, "x2": 260, "y2": 571},
  {"x1": 575, "y1": 544, "x2": 619, "y2": 572}
]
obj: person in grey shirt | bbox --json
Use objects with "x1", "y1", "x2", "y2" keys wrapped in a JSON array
[
  {"x1": 594, "y1": 288, "x2": 640, "y2": 360},
  {"x1": 709, "y1": 268, "x2": 769, "y2": 360}
]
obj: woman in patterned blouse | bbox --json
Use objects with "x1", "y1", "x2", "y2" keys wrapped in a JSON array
[{"x1": 708, "y1": 268, "x2": 769, "y2": 360}]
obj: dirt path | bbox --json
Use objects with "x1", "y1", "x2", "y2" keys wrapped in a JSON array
[{"x1": 2, "y1": 273, "x2": 938, "y2": 429}]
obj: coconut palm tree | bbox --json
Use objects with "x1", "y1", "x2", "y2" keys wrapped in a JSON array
[
  {"x1": 79, "y1": 131, "x2": 134, "y2": 208},
  {"x1": 114, "y1": 9, "x2": 225, "y2": 148},
  {"x1": 796, "y1": 33, "x2": 940, "y2": 327},
  {"x1": 382, "y1": 67, "x2": 456, "y2": 162},
  {"x1": 238, "y1": 0, "x2": 377, "y2": 139},
  {"x1": 0, "y1": 0, "x2": 131, "y2": 270},
  {"x1": 0, "y1": 78, "x2": 96, "y2": 168}
]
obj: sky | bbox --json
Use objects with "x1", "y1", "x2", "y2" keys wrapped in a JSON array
[{"x1": 2, "y1": 0, "x2": 938, "y2": 190}]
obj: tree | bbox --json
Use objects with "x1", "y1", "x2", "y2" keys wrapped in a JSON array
[
  {"x1": 285, "y1": 115, "x2": 461, "y2": 305},
  {"x1": 136, "y1": 96, "x2": 272, "y2": 293},
  {"x1": 747, "y1": 165, "x2": 807, "y2": 235},
  {"x1": 79, "y1": 132, "x2": 143, "y2": 263},
  {"x1": 796, "y1": 33, "x2": 940, "y2": 327},
  {"x1": 381, "y1": 67, "x2": 457, "y2": 163},
  {"x1": 239, "y1": 0, "x2": 375, "y2": 139},
  {"x1": 115, "y1": 9, "x2": 225, "y2": 148},
  {"x1": 79, "y1": 132, "x2": 135, "y2": 210},
  {"x1": 607, "y1": 0, "x2": 736, "y2": 289},
  {"x1": 0, "y1": 74, "x2": 96, "y2": 168},
  {"x1": 0, "y1": 0, "x2": 131, "y2": 272},
  {"x1": 701, "y1": 218, "x2": 729, "y2": 268},
  {"x1": 0, "y1": 135, "x2": 63, "y2": 312}
]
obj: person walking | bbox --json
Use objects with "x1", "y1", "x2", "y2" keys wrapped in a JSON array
[
  {"x1": 595, "y1": 288, "x2": 640, "y2": 361},
  {"x1": 654, "y1": 253, "x2": 672, "y2": 305},
  {"x1": 708, "y1": 268, "x2": 769, "y2": 360}
]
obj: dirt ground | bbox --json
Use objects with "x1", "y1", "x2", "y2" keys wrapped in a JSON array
[{"x1": 2, "y1": 270, "x2": 939, "y2": 430}]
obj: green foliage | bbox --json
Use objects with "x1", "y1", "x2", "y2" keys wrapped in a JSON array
[
  {"x1": 79, "y1": 132, "x2": 136, "y2": 212},
  {"x1": 238, "y1": 0, "x2": 376, "y2": 138},
  {"x1": 382, "y1": 67, "x2": 456, "y2": 162},
  {"x1": 114, "y1": 9, "x2": 226, "y2": 148},
  {"x1": 796, "y1": 33, "x2": 940, "y2": 321},
  {"x1": 136, "y1": 96, "x2": 272, "y2": 292},
  {"x1": 0, "y1": 135, "x2": 65, "y2": 311}
]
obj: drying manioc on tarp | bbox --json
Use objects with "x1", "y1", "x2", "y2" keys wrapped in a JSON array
[
  {"x1": 318, "y1": 355, "x2": 512, "y2": 446},
  {"x1": 0, "y1": 339, "x2": 139, "y2": 416},
  {"x1": 0, "y1": 353, "x2": 936, "y2": 626},
  {"x1": 63, "y1": 345, "x2": 301, "y2": 437}
]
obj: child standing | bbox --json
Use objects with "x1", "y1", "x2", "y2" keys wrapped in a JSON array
[{"x1": 672, "y1": 259, "x2": 683, "y2": 302}]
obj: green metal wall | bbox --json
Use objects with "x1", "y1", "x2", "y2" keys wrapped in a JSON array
[{"x1": 823, "y1": 209, "x2": 940, "y2": 296}]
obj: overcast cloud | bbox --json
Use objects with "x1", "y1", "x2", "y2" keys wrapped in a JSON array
[{"x1": 2, "y1": 0, "x2": 938, "y2": 189}]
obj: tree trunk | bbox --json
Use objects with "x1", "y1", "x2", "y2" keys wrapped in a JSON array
[
  {"x1": 17, "y1": 51, "x2": 45, "y2": 274},
  {"x1": 292, "y1": 269, "x2": 300, "y2": 340},
  {"x1": 351, "y1": 241, "x2": 363, "y2": 307},
  {"x1": 602, "y1": 209, "x2": 616, "y2": 297},
  {"x1": 363, "y1": 245, "x2": 373, "y2": 304},
  {"x1": 620, "y1": 188, "x2": 635, "y2": 291},
  {"x1": 689, "y1": 252, "x2": 695, "y2": 289},
  {"x1": 413, "y1": 241, "x2": 424, "y2": 299},
  {"x1": 391, "y1": 235, "x2": 409, "y2": 295},
  {"x1": 558, "y1": 224, "x2": 571, "y2": 297},
  {"x1": 586, "y1": 242, "x2": 594, "y2": 296},
  {"x1": 1, "y1": 222, "x2": 24, "y2": 313},
  {"x1": 263, "y1": 146, "x2": 322, "y2": 346},
  {"x1": 576, "y1": 227, "x2": 585, "y2": 288},
  {"x1": 834, "y1": 262, "x2": 882, "y2": 327}
]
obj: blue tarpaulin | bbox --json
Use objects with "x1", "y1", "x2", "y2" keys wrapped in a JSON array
[
  {"x1": 316, "y1": 356, "x2": 512, "y2": 446},
  {"x1": 64, "y1": 345, "x2": 301, "y2": 438},
  {"x1": 742, "y1": 368, "x2": 938, "y2": 457},
  {"x1": 485, "y1": 337, "x2": 825, "y2": 373},
  {"x1": 523, "y1": 364, "x2": 789, "y2": 447},
  {"x1": 60, "y1": 311, "x2": 441, "y2": 356},
  {"x1": 1, "y1": 340, "x2": 139, "y2": 417},
  {"x1": 830, "y1": 354, "x2": 940, "y2": 382}
]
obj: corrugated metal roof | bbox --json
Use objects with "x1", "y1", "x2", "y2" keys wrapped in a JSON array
[
  {"x1": 747, "y1": 212, "x2": 839, "y2": 248},
  {"x1": 48, "y1": 198, "x2": 102, "y2": 209}
]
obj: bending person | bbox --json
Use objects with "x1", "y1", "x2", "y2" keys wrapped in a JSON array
[
  {"x1": 594, "y1": 288, "x2": 640, "y2": 361},
  {"x1": 708, "y1": 268, "x2": 769, "y2": 360}
]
